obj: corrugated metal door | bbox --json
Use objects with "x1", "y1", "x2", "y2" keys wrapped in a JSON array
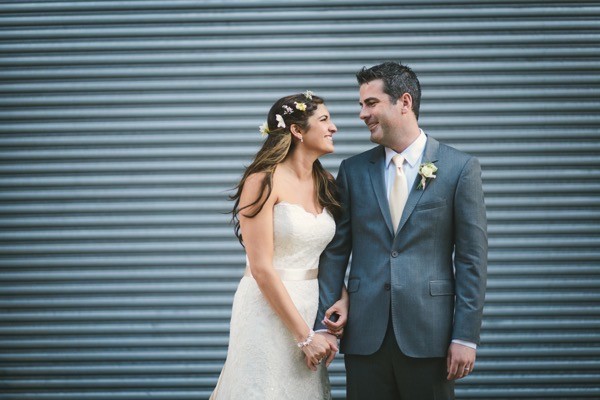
[{"x1": 1, "y1": 1, "x2": 599, "y2": 399}]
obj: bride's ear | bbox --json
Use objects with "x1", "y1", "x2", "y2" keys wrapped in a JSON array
[{"x1": 289, "y1": 124, "x2": 303, "y2": 142}]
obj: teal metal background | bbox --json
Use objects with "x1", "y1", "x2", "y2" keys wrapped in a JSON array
[{"x1": 1, "y1": 1, "x2": 599, "y2": 399}]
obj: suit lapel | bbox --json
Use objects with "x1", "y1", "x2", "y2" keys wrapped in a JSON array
[
  {"x1": 368, "y1": 146, "x2": 394, "y2": 236},
  {"x1": 395, "y1": 136, "x2": 440, "y2": 236}
]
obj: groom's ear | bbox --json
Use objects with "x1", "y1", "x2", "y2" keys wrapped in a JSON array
[{"x1": 399, "y1": 93, "x2": 413, "y2": 115}]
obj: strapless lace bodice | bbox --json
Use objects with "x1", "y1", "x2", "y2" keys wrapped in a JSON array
[{"x1": 271, "y1": 202, "x2": 336, "y2": 272}]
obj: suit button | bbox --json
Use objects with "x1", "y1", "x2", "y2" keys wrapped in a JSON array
[
  {"x1": 384, "y1": 283, "x2": 391, "y2": 291},
  {"x1": 391, "y1": 251, "x2": 398, "y2": 258}
]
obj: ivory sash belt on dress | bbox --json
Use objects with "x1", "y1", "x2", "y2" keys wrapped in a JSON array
[{"x1": 243, "y1": 266, "x2": 318, "y2": 281}]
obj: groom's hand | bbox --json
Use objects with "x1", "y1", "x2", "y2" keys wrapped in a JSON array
[
  {"x1": 446, "y1": 342, "x2": 476, "y2": 380},
  {"x1": 316, "y1": 332, "x2": 339, "y2": 367}
]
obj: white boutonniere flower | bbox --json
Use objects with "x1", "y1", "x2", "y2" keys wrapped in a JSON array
[
  {"x1": 275, "y1": 114, "x2": 286, "y2": 128},
  {"x1": 294, "y1": 102, "x2": 307, "y2": 111},
  {"x1": 259, "y1": 122, "x2": 270, "y2": 136},
  {"x1": 417, "y1": 162, "x2": 438, "y2": 189}
]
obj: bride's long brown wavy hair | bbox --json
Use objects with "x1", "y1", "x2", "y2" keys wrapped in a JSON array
[{"x1": 230, "y1": 93, "x2": 341, "y2": 245}]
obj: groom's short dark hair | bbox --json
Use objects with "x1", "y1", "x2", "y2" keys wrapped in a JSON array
[{"x1": 356, "y1": 61, "x2": 422, "y2": 119}]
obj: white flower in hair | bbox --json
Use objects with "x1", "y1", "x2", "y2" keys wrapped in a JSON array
[
  {"x1": 304, "y1": 90, "x2": 314, "y2": 100},
  {"x1": 282, "y1": 105, "x2": 293, "y2": 114},
  {"x1": 259, "y1": 122, "x2": 270, "y2": 136},
  {"x1": 276, "y1": 114, "x2": 286, "y2": 128},
  {"x1": 295, "y1": 102, "x2": 307, "y2": 111}
]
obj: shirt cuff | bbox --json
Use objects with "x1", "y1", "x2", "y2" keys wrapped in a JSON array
[{"x1": 452, "y1": 339, "x2": 477, "y2": 349}]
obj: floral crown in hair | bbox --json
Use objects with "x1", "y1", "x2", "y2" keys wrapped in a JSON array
[{"x1": 259, "y1": 91, "x2": 314, "y2": 136}]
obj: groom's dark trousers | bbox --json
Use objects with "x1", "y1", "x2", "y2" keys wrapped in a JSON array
[{"x1": 345, "y1": 314, "x2": 454, "y2": 400}]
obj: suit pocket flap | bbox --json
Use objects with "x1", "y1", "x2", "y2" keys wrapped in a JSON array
[
  {"x1": 347, "y1": 278, "x2": 360, "y2": 293},
  {"x1": 429, "y1": 280, "x2": 455, "y2": 296},
  {"x1": 415, "y1": 199, "x2": 447, "y2": 211}
]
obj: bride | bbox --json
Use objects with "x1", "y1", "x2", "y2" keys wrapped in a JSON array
[{"x1": 210, "y1": 92, "x2": 348, "y2": 399}]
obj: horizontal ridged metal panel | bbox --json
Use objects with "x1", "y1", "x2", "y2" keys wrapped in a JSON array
[{"x1": 1, "y1": 1, "x2": 599, "y2": 399}]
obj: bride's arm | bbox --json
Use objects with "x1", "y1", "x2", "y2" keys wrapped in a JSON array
[{"x1": 239, "y1": 173, "x2": 336, "y2": 369}]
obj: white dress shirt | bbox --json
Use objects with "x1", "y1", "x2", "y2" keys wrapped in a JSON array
[
  {"x1": 384, "y1": 130, "x2": 427, "y2": 197},
  {"x1": 383, "y1": 130, "x2": 476, "y2": 351}
]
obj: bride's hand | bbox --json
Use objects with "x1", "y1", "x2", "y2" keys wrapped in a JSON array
[
  {"x1": 323, "y1": 289, "x2": 348, "y2": 338},
  {"x1": 302, "y1": 333, "x2": 337, "y2": 371}
]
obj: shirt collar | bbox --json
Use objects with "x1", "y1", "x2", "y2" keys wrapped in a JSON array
[{"x1": 385, "y1": 129, "x2": 427, "y2": 168}]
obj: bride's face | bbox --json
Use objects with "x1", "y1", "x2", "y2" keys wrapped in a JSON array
[{"x1": 300, "y1": 104, "x2": 337, "y2": 155}]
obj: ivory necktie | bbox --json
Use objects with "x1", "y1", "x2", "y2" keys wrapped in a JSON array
[{"x1": 389, "y1": 154, "x2": 408, "y2": 232}]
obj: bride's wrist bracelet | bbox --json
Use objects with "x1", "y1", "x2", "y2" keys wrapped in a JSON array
[{"x1": 296, "y1": 329, "x2": 315, "y2": 348}]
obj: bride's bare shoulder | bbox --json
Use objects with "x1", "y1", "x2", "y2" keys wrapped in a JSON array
[{"x1": 240, "y1": 171, "x2": 278, "y2": 213}]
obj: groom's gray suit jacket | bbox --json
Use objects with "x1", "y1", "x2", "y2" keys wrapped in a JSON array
[{"x1": 315, "y1": 136, "x2": 487, "y2": 358}]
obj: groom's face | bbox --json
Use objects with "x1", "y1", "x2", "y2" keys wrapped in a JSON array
[{"x1": 358, "y1": 79, "x2": 404, "y2": 147}]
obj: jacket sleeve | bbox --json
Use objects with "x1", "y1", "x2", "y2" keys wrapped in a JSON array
[
  {"x1": 314, "y1": 160, "x2": 353, "y2": 330},
  {"x1": 452, "y1": 156, "x2": 488, "y2": 344}
]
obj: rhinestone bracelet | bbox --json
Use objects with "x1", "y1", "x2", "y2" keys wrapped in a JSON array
[{"x1": 296, "y1": 329, "x2": 315, "y2": 348}]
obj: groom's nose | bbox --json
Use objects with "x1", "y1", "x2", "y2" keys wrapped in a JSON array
[{"x1": 359, "y1": 106, "x2": 369, "y2": 120}]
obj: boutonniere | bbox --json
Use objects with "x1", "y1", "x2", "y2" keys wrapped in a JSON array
[{"x1": 417, "y1": 162, "x2": 438, "y2": 189}]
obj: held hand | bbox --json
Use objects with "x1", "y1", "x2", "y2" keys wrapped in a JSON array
[
  {"x1": 323, "y1": 293, "x2": 348, "y2": 338},
  {"x1": 301, "y1": 333, "x2": 334, "y2": 371},
  {"x1": 316, "y1": 332, "x2": 339, "y2": 367},
  {"x1": 446, "y1": 342, "x2": 476, "y2": 380}
]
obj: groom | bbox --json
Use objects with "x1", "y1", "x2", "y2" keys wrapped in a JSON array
[{"x1": 313, "y1": 61, "x2": 487, "y2": 399}]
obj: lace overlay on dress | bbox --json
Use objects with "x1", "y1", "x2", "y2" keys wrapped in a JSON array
[{"x1": 210, "y1": 202, "x2": 335, "y2": 400}]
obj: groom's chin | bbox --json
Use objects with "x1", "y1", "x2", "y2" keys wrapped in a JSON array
[{"x1": 369, "y1": 135, "x2": 381, "y2": 145}]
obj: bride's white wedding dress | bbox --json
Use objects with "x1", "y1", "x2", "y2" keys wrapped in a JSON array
[{"x1": 211, "y1": 202, "x2": 335, "y2": 400}]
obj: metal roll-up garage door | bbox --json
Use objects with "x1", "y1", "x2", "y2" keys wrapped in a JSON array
[{"x1": 1, "y1": 1, "x2": 599, "y2": 399}]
